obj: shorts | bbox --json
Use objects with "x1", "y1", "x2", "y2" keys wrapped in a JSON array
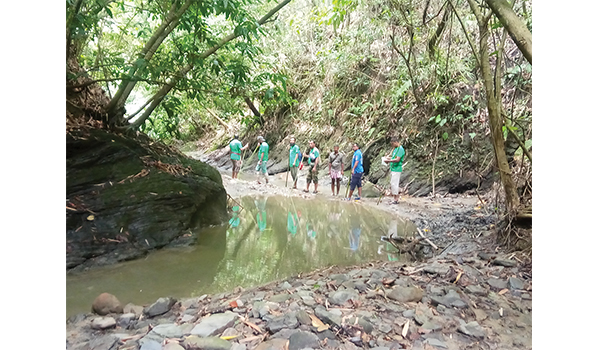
[
  {"x1": 231, "y1": 159, "x2": 241, "y2": 172},
  {"x1": 307, "y1": 164, "x2": 318, "y2": 184},
  {"x1": 350, "y1": 172, "x2": 363, "y2": 191},
  {"x1": 256, "y1": 161, "x2": 267, "y2": 174},
  {"x1": 330, "y1": 169, "x2": 342, "y2": 180},
  {"x1": 391, "y1": 171, "x2": 402, "y2": 195},
  {"x1": 290, "y1": 166, "x2": 298, "y2": 181}
]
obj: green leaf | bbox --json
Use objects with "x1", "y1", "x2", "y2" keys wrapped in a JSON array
[
  {"x1": 442, "y1": 132, "x2": 448, "y2": 140},
  {"x1": 469, "y1": 132, "x2": 476, "y2": 140}
]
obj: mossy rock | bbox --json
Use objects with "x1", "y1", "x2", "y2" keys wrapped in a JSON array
[{"x1": 66, "y1": 129, "x2": 227, "y2": 270}]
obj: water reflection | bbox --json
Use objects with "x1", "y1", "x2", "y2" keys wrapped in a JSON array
[{"x1": 66, "y1": 195, "x2": 417, "y2": 318}]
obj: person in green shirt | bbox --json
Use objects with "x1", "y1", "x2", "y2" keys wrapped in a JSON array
[
  {"x1": 303, "y1": 140, "x2": 320, "y2": 194},
  {"x1": 383, "y1": 137, "x2": 406, "y2": 204},
  {"x1": 288, "y1": 137, "x2": 302, "y2": 189},
  {"x1": 256, "y1": 136, "x2": 269, "y2": 184},
  {"x1": 227, "y1": 134, "x2": 249, "y2": 179}
]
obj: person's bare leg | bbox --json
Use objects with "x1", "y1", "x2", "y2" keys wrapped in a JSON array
[
  {"x1": 336, "y1": 179, "x2": 341, "y2": 195},
  {"x1": 331, "y1": 180, "x2": 335, "y2": 195}
]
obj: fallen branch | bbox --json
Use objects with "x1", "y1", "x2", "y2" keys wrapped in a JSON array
[{"x1": 417, "y1": 228, "x2": 439, "y2": 250}]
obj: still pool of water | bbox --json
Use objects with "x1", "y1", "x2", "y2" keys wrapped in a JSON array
[{"x1": 66, "y1": 195, "x2": 417, "y2": 318}]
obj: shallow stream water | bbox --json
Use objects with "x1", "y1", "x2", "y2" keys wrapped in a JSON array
[{"x1": 66, "y1": 195, "x2": 417, "y2": 318}]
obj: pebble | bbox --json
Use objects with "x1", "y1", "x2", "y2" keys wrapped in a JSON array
[{"x1": 91, "y1": 316, "x2": 116, "y2": 330}]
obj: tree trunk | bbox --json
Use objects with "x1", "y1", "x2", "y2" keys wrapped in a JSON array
[
  {"x1": 484, "y1": 0, "x2": 532, "y2": 64},
  {"x1": 467, "y1": 0, "x2": 520, "y2": 214},
  {"x1": 105, "y1": 0, "x2": 193, "y2": 119},
  {"x1": 244, "y1": 97, "x2": 264, "y2": 125},
  {"x1": 427, "y1": 3, "x2": 451, "y2": 60}
]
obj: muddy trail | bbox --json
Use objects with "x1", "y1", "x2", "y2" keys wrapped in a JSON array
[{"x1": 66, "y1": 163, "x2": 532, "y2": 350}]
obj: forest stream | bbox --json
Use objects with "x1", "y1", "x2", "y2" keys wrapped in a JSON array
[{"x1": 66, "y1": 167, "x2": 532, "y2": 350}]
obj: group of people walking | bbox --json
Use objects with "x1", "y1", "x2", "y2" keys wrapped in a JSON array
[{"x1": 226, "y1": 134, "x2": 405, "y2": 203}]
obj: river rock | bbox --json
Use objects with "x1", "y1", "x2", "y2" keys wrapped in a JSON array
[
  {"x1": 117, "y1": 313, "x2": 136, "y2": 328},
  {"x1": 487, "y1": 278, "x2": 508, "y2": 290},
  {"x1": 508, "y1": 277, "x2": 524, "y2": 290},
  {"x1": 163, "y1": 343, "x2": 185, "y2": 350},
  {"x1": 266, "y1": 313, "x2": 299, "y2": 333},
  {"x1": 144, "y1": 297, "x2": 176, "y2": 317},
  {"x1": 492, "y1": 258, "x2": 517, "y2": 267},
  {"x1": 424, "y1": 264, "x2": 450, "y2": 275},
  {"x1": 150, "y1": 323, "x2": 188, "y2": 338},
  {"x1": 387, "y1": 286, "x2": 423, "y2": 303},
  {"x1": 123, "y1": 303, "x2": 144, "y2": 315},
  {"x1": 330, "y1": 290, "x2": 359, "y2": 305},
  {"x1": 296, "y1": 310, "x2": 312, "y2": 326},
  {"x1": 279, "y1": 281, "x2": 293, "y2": 290},
  {"x1": 288, "y1": 331, "x2": 320, "y2": 350},
  {"x1": 191, "y1": 311, "x2": 239, "y2": 337},
  {"x1": 138, "y1": 334, "x2": 163, "y2": 350},
  {"x1": 424, "y1": 338, "x2": 448, "y2": 348},
  {"x1": 314, "y1": 306, "x2": 342, "y2": 326},
  {"x1": 183, "y1": 336, "x2": 232, "y2": 350},
  {"x1": 270, "y1": 293, "x2": 291, "y2": 303},
  {"x1": 92, "y1": 293, "x2": 123, "y2": 315},
  {"x1": 254, "y1": 338, "x2": 288, "y2": 350},
  {"x1": 87, "y1": 335, "x2": 119, "y2": 350},
  {"x1": 458, "y1": 321, "x2": 486, "y2": 338},
  {"x1": 91, "y1": 316, "x2": 116, "y2": 329},
  {"x1": 465, "y1": 284, "x2": 487, "y2": 296}
]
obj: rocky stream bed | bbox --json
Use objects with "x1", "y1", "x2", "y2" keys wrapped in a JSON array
[{"x1": 66, "y1": 171, "x2": 532, "y2": 350}]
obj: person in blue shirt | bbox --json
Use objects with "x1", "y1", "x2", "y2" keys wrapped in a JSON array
[{"x1": 346, "y1": 143, "x2": 364, "y2": 200}]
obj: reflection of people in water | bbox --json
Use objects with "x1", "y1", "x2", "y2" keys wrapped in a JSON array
[
  {"x1": 255, "y1": 196, "x2": 268, "y2": 232},
  {"x1": 327, "y1": 202, "x2": 342, "y2": 238},
  {"x1": 388, "y1": 219, "x2": 398, "y2": 239},
  {"x1": 349, "y1": 214, "x2": 361, "y2": 251},
  {"x1": 287, "y1": 210, "x2": 300, "y2": 236},
  {"x1": 228, "y1": 206, "x2": 241, "y2": 229},
  {"x1": 307, "y1": 222, "x2": 317, "y2": 240}
]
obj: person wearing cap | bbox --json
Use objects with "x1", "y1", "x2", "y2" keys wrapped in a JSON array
[
  {"x1": 346, "y1": 143, "x2": 364, "y2": 200},
  {"x1": 303, "y1": 140, "x2": 320, "y2": 194},
  {"x1": 256, "y1": 136, "x2": 269, "y2": 184},
  {"x1": 228, "y1": 134, "x2": 248, "y2": 179},
  {"x1": 383, "y1": 137, "x2": 405, "y2": 204},
  {"x1": 288, "y1": 137, "x2": 302, "y2": 189}
]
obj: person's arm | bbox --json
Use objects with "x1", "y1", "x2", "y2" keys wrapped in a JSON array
[
  {"x1": 328, "y1": 155, "x2": 332, "y2": 174},
  {"x1": 241, "y1": 144, "x2": 249, "y2": 151}
]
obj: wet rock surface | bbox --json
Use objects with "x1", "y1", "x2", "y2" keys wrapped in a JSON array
[{"x1": 66, "y1": 168, "x2": 532, "y2": 350}]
